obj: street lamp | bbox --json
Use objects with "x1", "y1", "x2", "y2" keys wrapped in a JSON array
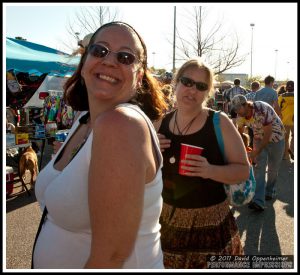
[
  {"x1": 152, "y1": 52, "x2": 156, "y2": 68},
  {"x1": 274, "y1": 49, "x2": 278, "y2": 79},
  {"x1": 173, "y1": 6, "x2": 177, "y2": 73},
  {"x1": 250, "y1": 23, "x2": 255, "y2": 78},
  {"x1": 75, "y1": 32, "x2": 80, "y2": 42}
]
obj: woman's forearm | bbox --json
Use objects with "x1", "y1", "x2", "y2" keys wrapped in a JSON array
[{"x1": 208, "y1": 163, "x2": 250, "y2": 184}]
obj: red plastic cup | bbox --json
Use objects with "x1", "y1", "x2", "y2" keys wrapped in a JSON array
[{"x1": 179, "y1": 143, "x2": 204, "y2": 175}]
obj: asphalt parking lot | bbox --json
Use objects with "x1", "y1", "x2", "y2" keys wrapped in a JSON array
[{"x1": 5, "y1": 141, "x2": 295, "y2": 270}]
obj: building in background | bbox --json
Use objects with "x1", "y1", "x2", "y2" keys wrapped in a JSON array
[{"x1": 218, "y1": 73, "x2": 248, "y2": 87}]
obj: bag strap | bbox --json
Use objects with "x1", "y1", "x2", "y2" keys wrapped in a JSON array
[
  {"x1": 31, "y1": 207, "x2": 48, "y2": 269},
  {"x1": 212, "y1": 111, "x2": 225, "y2": 159}
]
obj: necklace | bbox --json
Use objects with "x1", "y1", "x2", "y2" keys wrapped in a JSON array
[
  {"x1": 169, "y1": 110, "x2": 201, "y2": 164},
  {"x1": 174, "y1": 110, "x2": 199, "y2": 135}
]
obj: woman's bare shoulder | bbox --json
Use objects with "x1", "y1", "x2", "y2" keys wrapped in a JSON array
[{"x1": 93, "y1": 107, "x2": 148, "y2": 141}]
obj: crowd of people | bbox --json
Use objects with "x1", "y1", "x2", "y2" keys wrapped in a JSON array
[{"x1": 19, "y1": 21, "x2": 293, "y2": 269}]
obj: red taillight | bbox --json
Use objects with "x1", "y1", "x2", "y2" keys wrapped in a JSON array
[{"x1": 39, "y1": 92, "x2": 49, "y2": 99}]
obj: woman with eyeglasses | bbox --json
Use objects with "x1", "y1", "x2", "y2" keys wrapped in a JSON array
[
  {"x1": 153, "y1": 58, "x2": 249, "y2": 268},
  {"x1": 32, "y1": 22, "x2": 167, "y2": 269}
]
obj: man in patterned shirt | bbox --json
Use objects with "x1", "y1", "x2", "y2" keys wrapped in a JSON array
[
  {"x1": 232, "y1": 95, "x2": 285, "y2": 211},
  {"x1": 245, "y1": 81, "x2": 261, "y2": 148}
]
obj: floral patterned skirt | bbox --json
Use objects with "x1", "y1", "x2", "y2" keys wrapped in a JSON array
[{"x1": 160, "y1": 200, "x2": 243, "y2": 269}]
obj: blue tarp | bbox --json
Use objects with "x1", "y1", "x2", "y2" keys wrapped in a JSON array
[{"x1": 6, "y1": 37, "x2": 80, "y2": 74}]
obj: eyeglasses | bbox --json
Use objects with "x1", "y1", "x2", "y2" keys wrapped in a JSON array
[
  {"x1": 88, "y1": 44, "x2": 139, "y2": 65},
  {"x1": 179, "y1": 76, "x2": 208, "y2": 92}
]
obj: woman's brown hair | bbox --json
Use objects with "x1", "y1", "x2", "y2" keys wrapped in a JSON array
[{"x1": 64, "y1": 21, "x2": 167, "y2": 121}]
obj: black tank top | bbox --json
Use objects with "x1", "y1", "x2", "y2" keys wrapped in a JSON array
[{"x1": 158, "y1": 109, "x2": 226, "y2": 208}]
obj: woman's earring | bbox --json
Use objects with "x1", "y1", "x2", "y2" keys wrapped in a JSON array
[{"x1": 81, "y1": 77, "x2": 85, "y2": 85}]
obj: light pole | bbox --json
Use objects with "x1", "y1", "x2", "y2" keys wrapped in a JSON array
[
  {"x1": 152, "y1": 52, "x2": 156, "y2": 69},
  {"x1": 274, "y1": 49, "x2": 278, "y2": 79},
  {"x1": 75, "y1": 32, "x2": 80, "y2": 42},
  {"x1": 250, "y1": 23, "x2": 255, "y2": 78},
  {"x1": 287, "y1": 61, "x2": 290, "y2": 80},
  {"x1": 173, "y1": 6, "x2": 176, "y2": 73}
]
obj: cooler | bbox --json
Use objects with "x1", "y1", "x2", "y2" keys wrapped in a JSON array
[{"x1": 6, "y1": 166, "x2": 14, "y2": 196}]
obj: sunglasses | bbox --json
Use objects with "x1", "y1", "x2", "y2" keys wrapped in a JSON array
[
  {"x1": 179, "y1": 76, "x2": 208, "y2": 92},
  {"x1": 88, "y1": 44, "x2": 139, "y2": 65}
]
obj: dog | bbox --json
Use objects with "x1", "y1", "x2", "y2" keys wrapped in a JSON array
[{"x1": 19, "y1": 146, "x2": 39, "y2": 189}]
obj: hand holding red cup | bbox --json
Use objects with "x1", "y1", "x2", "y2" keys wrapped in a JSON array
[{"x1": 179, "y1": 143, "x2": 204, "y2": 175}]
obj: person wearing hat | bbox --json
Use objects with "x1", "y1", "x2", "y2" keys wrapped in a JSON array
[
  {"x1": 223, "y1": 78, "x2": 247, "y2": 126},
  {"x1": 232, "y1": 95, "x2": 285, "y2": 211},
  {"x1": 72, "y1": 33, "x2": 94, "y2": 56},
  {"x1": 78, "y1": 33, "x2": 93, "y2": 48},
  {"x1": 245, "y1": 81, "x2": 261, "y2": 148}
]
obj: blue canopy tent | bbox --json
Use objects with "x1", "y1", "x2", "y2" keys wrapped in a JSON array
[
  {"x1": 6, "y1": 37, "x2": 80, "y2": 74},
  {"x1": 6, "y1": 38, "x2": 81, "y2": 109}
]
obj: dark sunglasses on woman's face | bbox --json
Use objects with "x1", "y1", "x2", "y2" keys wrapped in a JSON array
[
  {"x1": 179, "y1": 76, "x2": 208, "y2": 92},
  {"x1": 88, "y1": 44, "x2": 138, "y2": 65}
]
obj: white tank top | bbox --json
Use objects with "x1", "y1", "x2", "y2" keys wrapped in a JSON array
[{"x1": 33, "y1": 104, "x2": 164, "y2": 269}]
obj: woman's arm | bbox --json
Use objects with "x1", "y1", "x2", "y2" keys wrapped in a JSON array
[
  {"x1": 273, "y1": 100, "x2": 282, "y2": 119},
  {"x1": 85, "y1": 108, "x2": 150, "y2": 268},
  {"x1": 216, "y1": 112, "x2": 250, "y2": 183},
  {"x1": 249, "y1": 123, "x2": 272, "y2": 160}
]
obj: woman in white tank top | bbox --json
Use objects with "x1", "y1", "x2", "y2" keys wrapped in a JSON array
[{"x1": 33, "y1": 21, "x2": 168, "y2": 269}]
